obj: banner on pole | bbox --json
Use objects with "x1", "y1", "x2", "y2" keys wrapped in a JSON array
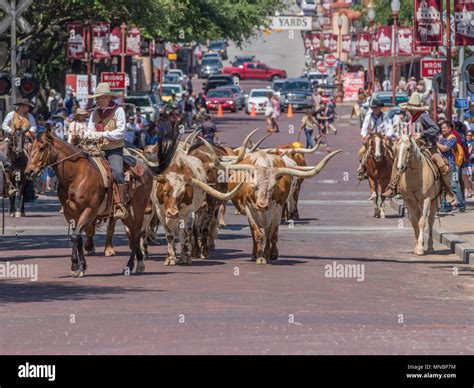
[
  {"x1": 397, "y1": 27, "x2": 413, "y2": 56},
  {"x1": 126, "y1": 27, "x2": 141, "y2": 56},
  {"x1": 67, "y1": 23, "x2": 85, "y2": 60},
  {"x1": 342, "y1": 34, "x2": 352, "y2": 54},
  {"x1": 414, "y1": 0, "x2": 443, "y2": 47},
  {"x1": 455, "y1": 1, "x2": 474, "y2": 46},
  {"x1": 356, "y1": 32, "x2": 370, "y2": 57},
  {"x1": 376, "y1": 26, "x2": 392, "y2": 57},
  {"x1": 92, "y1": 23, "x2": 110, "y2": 59},
  {"x1": 109, "y1": 26, "x2": 122, "y2": 56}
]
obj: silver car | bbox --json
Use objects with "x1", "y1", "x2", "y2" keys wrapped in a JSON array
[{"x1": 199, "y1": 58, "x2": 223, "y2": 78}]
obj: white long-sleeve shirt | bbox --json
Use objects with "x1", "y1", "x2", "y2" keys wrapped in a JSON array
[
  {"x1": 86, "y1": 106, "x2": 126, "y2": 140},
  {"x1": 360, "y1": 109, "x2": 394, "y2": 138},
  {"x1": 2, "y1": 111, "x2": 37, "y2": 134}
]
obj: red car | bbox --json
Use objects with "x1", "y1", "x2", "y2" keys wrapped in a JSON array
[
  {"x1": 222, "y1": 61, "x2": 287, "y2": 83},
  {"x1": 205, "y1": 89, "x2": 238, "y2": 112}
]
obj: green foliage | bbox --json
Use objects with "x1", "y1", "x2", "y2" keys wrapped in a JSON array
[{"x1": 373, "y1": 0, "x2": 413, "y2": 27}]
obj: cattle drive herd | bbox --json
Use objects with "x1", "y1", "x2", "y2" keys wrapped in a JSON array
[{"x1": 22, "y1": 127, "x2": 341, "y2": 277}]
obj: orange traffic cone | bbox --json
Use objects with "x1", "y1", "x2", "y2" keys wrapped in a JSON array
[
  {"x1": 250, "y1": 104, "x2": 256, "y2": 117},
  {"x1": 217, "y1": 103, "x2": 223, "y2": 118},
  {"x1": 287, "y1": 103, "x2": 293, "y2": 118}
]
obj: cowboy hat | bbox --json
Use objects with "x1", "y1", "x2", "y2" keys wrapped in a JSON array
[
  {"x1": 399, "y1": 92, "x2": 429, "y2": 112},
  {"x1": 370, "y1": 100, "x2": 384, "y2": 108},
  {"x1": 87, "y1": 82, "x2": 120, "y2": 99},
  {"x1": 74, "y1": 108, "x2": 89, "y2": 117},
  {"x1": 14, "y1": 98, "x2": 35, "y2": 108}
]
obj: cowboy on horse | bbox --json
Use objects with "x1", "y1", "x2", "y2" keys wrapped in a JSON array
[
  {"x1": 85, "y1": 82, "x2": 129, "y2": 220},
  {"x1": 357, "y1": 100, "x2": 394, "y2": 183},
  {"x1": 381, "y1": 92, "x2": 455, "y2": 203},
  {"x1": 0, "y1": 98, "x2": 37, "y2": 198}
]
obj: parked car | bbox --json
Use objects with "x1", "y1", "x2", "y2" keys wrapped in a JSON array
[
  {"x1": 202, "y1": 52, "x2": 221, "y2": 61},
  {"x1": 223, "y1": 62, "x2": 287, "y2": 84},
  {"x1": 168, "y1": 69, "x2": 187, "y2": 83},
  {"x1": 160, "y1": 83, "x2": 184, "y2": 103},
  {"x1": 207, "y1": 74, "x2": 234, "y2": 84},
  {"x1": 305, "y1": 71, "x2": 330, "y2": 86},
  {"x1": 245, "y1": 88, "x2": 274, "y2": 114},
  {"x1": 124, "y1": 94, "x2": 159, "y2": 120},
  {"x1": 204, "y1": 79, "x2": 232, "y2": 94},
  {"x1": 279, "y1": 78, "x2": 313, "y2": 112},
  {"x1": 208, "y1": 40, "x2": 228, "y2": 60},
  {"x1": 206, "y1": 88, "x2": 238, "y2": 112},
  {"x1": 360, "y1": 91, "x2": 409, "y2": 128},
  {"x1": 272, "y1": 79, "x2": 285, "y2": 97},
  {"x1": 232, "y1": 55, "x2": 257, "y2": 68},
  {"x1": 215, "y1": 85, "x2": 246, "y2": 110},
  {"x1": 199, "y1": 58, "x2": 223, "y2": 78},
  {"x1": 164, "y1": 74, "x2": 181, "y2": 85}
]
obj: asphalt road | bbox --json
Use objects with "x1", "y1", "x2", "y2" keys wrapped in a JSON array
[{"x1": 1, "y1": 90, "x2": 473, "y2": 355}]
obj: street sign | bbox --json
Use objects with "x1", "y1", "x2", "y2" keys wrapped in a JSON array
[
  {"x1": 317, "y1": 62, "x2": 327, "y2": 74},
  {"x1": 455, "y1": 98, "x2": 469, "y2": 110},
  {"x1": 0, "y1": 0, "x2": 33, "y2": 35},
  {"x1": 324, "y1": 54, "x2": 337, "y2": 67},
  {"x1": 420, "y1": 59, "x2": 445, "y2": 78},
  {"x1": 268, "y1": 16, "x2": 312, "y2": 31},
  {"x1": 101, "y1": 72, "x2": 126, "y2": 89}
]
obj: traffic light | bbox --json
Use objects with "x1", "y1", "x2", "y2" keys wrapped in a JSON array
[
  {"x1": 461, "y1": 56, "x2": 474, "y2": 94},
  {"x1": 19, "y1": 76, "x2": 39, "y2": 99},
  {"x1": 0, "y1": 75, "x2": 11, "y2": 96}
]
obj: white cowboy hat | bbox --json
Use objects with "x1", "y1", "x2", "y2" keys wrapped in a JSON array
[
  {"x1": 399, "y1": 92, "x2": 429, "y2": 112},
  {"x1": 87, "y1": 82, "x2": 120, "y2": 99}
]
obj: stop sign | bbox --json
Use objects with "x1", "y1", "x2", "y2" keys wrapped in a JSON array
[
  {"x1": 324, "y1": 54, "x2": 337, "y2": 67},
  {"x1": 317, "y1": 62, "x2": 327, "y2": 74}
]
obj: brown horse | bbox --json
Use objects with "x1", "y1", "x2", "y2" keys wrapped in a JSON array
[
  {"x1": 366, "y1": 133, "x2": 393, "y2": 218},
  {"x1": 25, "y1": 127, "x2": 178, "y2": 277},
  {"x1": 0, "y1": 130, "x2": 34, "y2": 217}
]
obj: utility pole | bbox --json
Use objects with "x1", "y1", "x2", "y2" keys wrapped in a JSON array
[
  {"x1": 10, "y1": 0, "x2": 16, "y2": 104},
  {"x1": 446, "y1": 0, "x2": 453, "y2": 121}
]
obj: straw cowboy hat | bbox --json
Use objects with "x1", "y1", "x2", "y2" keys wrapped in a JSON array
[
  {"x1": 14, "y1": 98, "x2": 35, "y2": 108},
  {"x1": 87, "y1": 82, "x2": 120, "y2": 99},
  {"x1": 399, "y1": 92, "x2": 429, "y2": 112}
]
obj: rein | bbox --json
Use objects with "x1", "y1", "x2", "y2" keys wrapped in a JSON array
[{"x1": 45, "y1": 138, "x2": 87, "y2": 168}]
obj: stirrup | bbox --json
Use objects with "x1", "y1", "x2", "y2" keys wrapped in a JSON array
[
  {"x1": 113, "y1": 203, "x2": 128, "y2": 220},
  {"x1": 356, "y1": 169, "x2": 365, "y2": 181},
  {"x1": 382, "y1": 187, "x2": 395, "y2": 199}
]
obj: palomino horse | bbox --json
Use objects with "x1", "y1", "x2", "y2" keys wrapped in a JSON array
[
  {"x1": 25, "y1": 127, "x2": 178, "y2": 277},
  {"x1": 396, "y1": 134, "x2": 442, "y2": 255},
  {"x1": 366, "y1": 133, "x2": 393, "y2": 218},
  {"x1": 0, "y1": 130, "x2": 33, "y2": 217}
]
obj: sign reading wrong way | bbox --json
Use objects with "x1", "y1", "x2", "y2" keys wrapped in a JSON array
[{"x1": 269, "y1": 16, "x2": 312, "y2": 31}]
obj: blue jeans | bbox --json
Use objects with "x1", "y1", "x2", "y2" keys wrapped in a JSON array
[
  {"x1": 305, "y1": 129, "x2": 314, "y2": 148},
  {"x1": 442, "y1": 165, "x2": 465, "y2": 210},
  {"x1": 105, "y1": 147, "x2": 124, "y2": 184}
]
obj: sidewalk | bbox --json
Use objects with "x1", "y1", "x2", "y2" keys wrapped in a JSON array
[{"x1": 391, "y1": 197, "x2": 474, "y2": 265}]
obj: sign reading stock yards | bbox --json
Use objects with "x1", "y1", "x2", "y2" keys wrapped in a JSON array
[
  {"x1": 455, "y1": 1, "x2": 474, "y2": 46},
  {"x1": 414, "y1": 0, "x2": 443, "y2": 46}
]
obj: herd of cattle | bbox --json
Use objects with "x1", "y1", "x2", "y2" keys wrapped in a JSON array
[{"x1": 134, "y1": 128, "x2": 341, "y2": 268}]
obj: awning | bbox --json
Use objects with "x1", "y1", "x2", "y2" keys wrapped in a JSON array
[{"x1": 374, "y1": 55, "x2": 423, "y2": 67}]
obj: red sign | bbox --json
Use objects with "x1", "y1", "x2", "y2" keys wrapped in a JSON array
[
  {"x1": 376, "y1": 26, "x2": 392, "y2": 57},
  {"x1": 92, "y1": 23, "x2": 110, "y2": 59},
  {"x1": 343, "y1": 72, "x2": 365, "y2": 102},
  {"x1": 342, "y1": 34, "x2": 351, "y2": 54},
  {"x1": 126, "y1": 27, "x2": 141, "y2": 56},
  {"x1": 455, "y1": 1, "x2": 474, "y2": 46},
  {"x1": 67, "y1": 24, "x2": 85, "y2": 60},
  {"x1": 356, "y1": 33, "x2": 370, "y2": 57},
  {"x1": 420, "y1": 59, "x2": 444, "y2": 78},
  {"x1": 323, "y1": 33, "x2": 337, "y2": 52},
  {"x1": 414, "y1": 0, "x2": 443, "y2": 47},
  {"x1": 324, "y1": 54, "x2": 337, "y2": 67},
  {"x1": 317, "y1": 62, "x2": 327, "y2": 74},
  {"x1": 304, "y1": 33, "x2": 321, "y2": 50},
  {"x1": 109, "y1": 27, "x2": 122, "y2": 56},
  {"x1": 397, "y1": 27, "x2": 412, "y2": 56},
  {"x1": 101, "y1": 72, "x2": 126, "y2": 89}
]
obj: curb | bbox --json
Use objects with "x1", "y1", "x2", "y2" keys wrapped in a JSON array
[{"x1": 389, "y1": 198, "x2": 474, "y2": 265}]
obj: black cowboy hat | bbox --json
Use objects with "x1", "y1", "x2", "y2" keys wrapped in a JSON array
[{"x1": 370, "y1": 100, "x2": 384, "y2": 108}]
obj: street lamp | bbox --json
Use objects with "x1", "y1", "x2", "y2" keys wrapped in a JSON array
[
  {"x1": 391, "y1": 0, "x2": 400, "y2": 105},
  {"x1": 336, "y1": 15, "x2": 344, "y2": 103},
  {"x1": 368, "y1": 1, "x2": 375, "y2": 93}
]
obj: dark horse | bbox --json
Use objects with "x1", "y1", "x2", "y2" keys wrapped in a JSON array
[
  {"x1": 25, "y1": 127, "x2": 179, "y2": 277},
  {"x1": 0, "y1": 130, "x2": 33, "y2": 217}
]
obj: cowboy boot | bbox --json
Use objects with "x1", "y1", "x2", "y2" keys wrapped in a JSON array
[
  {"x1": 382, "y1": 163, "x2": 400, "y2": 199},
  {"x1": 440, "y1": 170, "x2": 456, "y2": 204},
  {"x1": 113, "y1": 183, "x2": 129, "y2": 220}
]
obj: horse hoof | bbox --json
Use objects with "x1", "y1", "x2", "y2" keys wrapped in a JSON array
[
  {"x1": 136, "y1": 261, "x2": 145, "y2": 273},
  {"x1": 414, "y1": 247, "x2": 424, "y2": 256},
  {"x1": 104, "y1": 248, "x2": 116, "y2": 257},
  {"x1": 218, "y1": 223, "x2": 226, "y2": 229},
  {"x1": 269, "y1": 255, "x2": 278, "y2": 261},
  {"x1": 10, "y1": 213, "x2": 15, "y2": 218},
  {"x1": 256, "y1": 257, "x2": 267, "y2": 265},
  {"x1": 164, "y1": 257, "x2": 176, "y2": 266},
  {"x1": 426, "y1": 247, "x2": 434, "y2": 254},
  {"x1": 85, "y1": 249, "x2": 95, "y2": 256},
  {"x1": 71, "y1": 270, "x2": 84, "y2": 278},
  {"x1": 15, "y1": 211, "x2": 21, "y2": 218}
]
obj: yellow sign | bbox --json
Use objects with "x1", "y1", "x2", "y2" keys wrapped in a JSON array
[{"x1": 167, "y1": 53, "x2": 177, "y2": 61}]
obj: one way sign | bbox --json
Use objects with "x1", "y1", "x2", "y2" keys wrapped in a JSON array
[{"x1": 0, "y1": 0, "x2": 33, "y2": 35}]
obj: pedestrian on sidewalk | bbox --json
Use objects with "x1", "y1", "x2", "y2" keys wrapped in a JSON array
[
  {"x1": 264, "y1": 92, "x2": 274, "y2": 133},
  {"x1": 437, "y1": 120, "x2": 466, "y2": 213},
  {"x1": 299, "y1": 109, "x2": 318, "y2": 149},
  {"x1": 271, "y1": 95, "x2": 280, "y2": 133}
]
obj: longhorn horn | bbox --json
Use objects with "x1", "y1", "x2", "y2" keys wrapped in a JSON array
[
  {"x1": 199, "y1": 136, "x2": 228, "y2": 169},
  {"x1": 185, "y1": 129, "x2": 202, "y2": 153},
  {"x1": 191, "y1": 179, "x2": 245, "y2": 201},
  {"x1": 232, "y1": 128, "x2": 259, "y2": 164},
  {"x1": 263, "y1": 142, "x2": 321, "y2": 155},
  {"x1": 127, "y1": 148, "x2": 160, "y2": 167},
  {"x1": 275, "y1": 150, "x2": 342, "y2": 179},
  {"x1": 249, "y1": 133, "x2": 272, "y2": 153}
]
